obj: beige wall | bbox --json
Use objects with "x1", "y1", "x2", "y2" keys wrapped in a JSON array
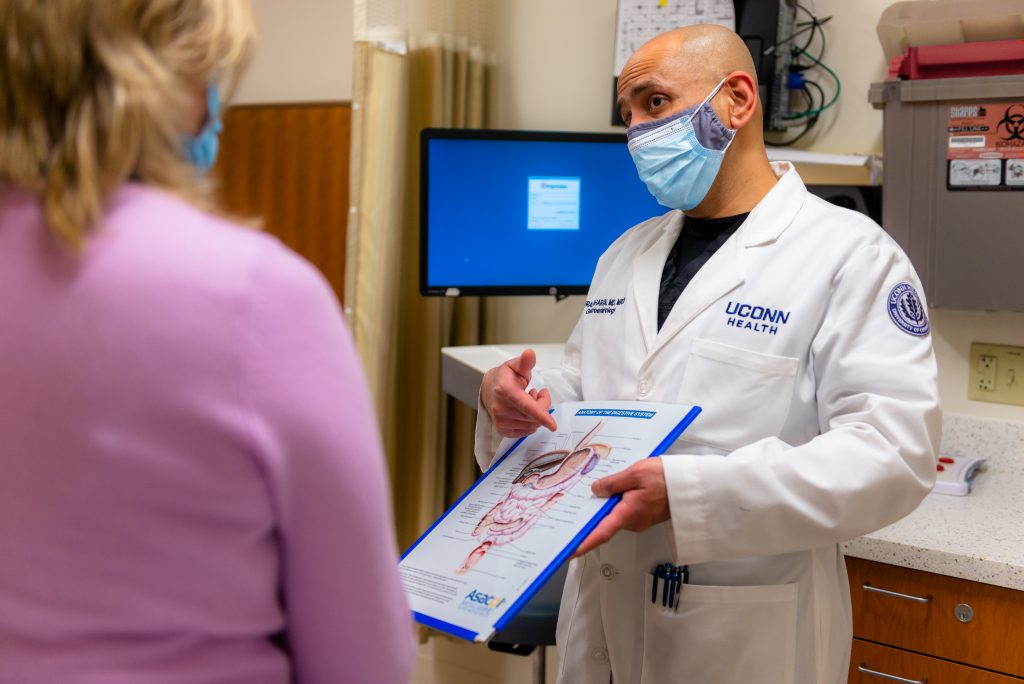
[
  {"x1": 233, "y1": 0, "x2": 353, "y2": 104},
  {"x1": 490, "y1": 0, "x2": 1024, "y2": 423},
  {"x1": 931, "y1": 310, "x2": 1024, "y2": 421},
  {"x1": 490, "y1": 0, "x2": 890, "y2": 153}
]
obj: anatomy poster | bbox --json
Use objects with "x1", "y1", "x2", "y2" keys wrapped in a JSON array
[{"x1": 399, "y1": 401, "x2": 700, "y2": 643}]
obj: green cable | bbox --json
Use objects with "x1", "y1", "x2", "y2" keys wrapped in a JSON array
[{"x1": 782, "y1": 46, "x2": 841, "y2": 119}]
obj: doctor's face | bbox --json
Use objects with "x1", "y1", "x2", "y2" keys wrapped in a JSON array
[{"x1": 616, "y1": 46, "x2": 723, "y2": 129}]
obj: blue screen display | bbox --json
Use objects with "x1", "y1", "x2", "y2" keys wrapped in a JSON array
[{"x1": 424, "y1": 135, "x2": 667, "y2": 292}]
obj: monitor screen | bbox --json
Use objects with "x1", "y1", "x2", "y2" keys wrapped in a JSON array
[{"x1": 420, "y1": 129, "x2": 667, "y2": 296}]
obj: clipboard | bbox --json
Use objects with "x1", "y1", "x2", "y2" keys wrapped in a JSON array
[{"x1": 398, "y1": 401, "x2": 701, "y2": 643}]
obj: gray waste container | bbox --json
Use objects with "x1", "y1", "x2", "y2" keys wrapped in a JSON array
[{"x1": 870, "y1": 75, "x2": 1024, "y2": 312}]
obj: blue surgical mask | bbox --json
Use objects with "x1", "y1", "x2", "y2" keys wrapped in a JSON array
[
  {"x1": 182, "y1": 84, "x2": 223, "y2": 173},
  {"x1": 626, "y1": 78, "x2": 736, "y2": 211}
]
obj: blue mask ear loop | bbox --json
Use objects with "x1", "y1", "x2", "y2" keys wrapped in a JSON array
[
  {"x1": 690, "y1": 76, "x2": 736, "y2": 153},
  {"x1": 688, "y1": 77, "x2": 729, "y2": 123},
  {"x1": 183, "y1": 84, "x2": 223, "y2": 173},
  {"x1": 205, "y1": 84, "x2": 222, "y2": 132}
]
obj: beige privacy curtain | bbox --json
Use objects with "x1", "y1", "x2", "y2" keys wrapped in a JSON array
[{"x1": 347, "y1": 0, "x2": 494, "y2": 549}]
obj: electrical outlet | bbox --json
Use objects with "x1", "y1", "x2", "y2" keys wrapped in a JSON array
[
  {"x1": 977, "y1": 355, "x2": 997, "y2": 391},
  {"x1": 968, "y1": 343, "x2": 1024, "y2": 407}
]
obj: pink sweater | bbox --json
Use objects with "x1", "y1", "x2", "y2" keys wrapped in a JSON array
[{"x1": 0, "y1": 185, "x2": 414, "y2": 684}]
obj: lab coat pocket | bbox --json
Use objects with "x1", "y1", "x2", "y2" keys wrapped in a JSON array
[
  {"x1": 640, "y1": 575, "x2": 797, "y2": 684},
  {"x1": 677, "y1": 338, "x2": 799, "y2": 450}
]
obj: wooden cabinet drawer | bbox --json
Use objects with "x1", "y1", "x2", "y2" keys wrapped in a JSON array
[
  {"x1": 847, "y1": 557, "x2": 1024, "y2": 677},
  {"x1": 850, "y1": 639, "x2": 1023, "y2": 684}
]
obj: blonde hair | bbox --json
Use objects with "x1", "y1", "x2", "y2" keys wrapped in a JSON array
[{"x1": 0, "y1": 0, "x2": 256, "y2": 248}]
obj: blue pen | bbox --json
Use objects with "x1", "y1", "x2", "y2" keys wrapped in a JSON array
[
  {"x1": 661, "y1": 563, "x2": 672, "y2": 606},
  {"x1": 651, "y1": 564, "x2": 664, "y2": 604},
  {"x1": 667, "y1": 565, "x2": 679, "y2": 608}
]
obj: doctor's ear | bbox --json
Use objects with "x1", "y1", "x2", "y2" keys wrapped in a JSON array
[{"x1": 720, "y1": 70, "x2": 759, "y2": 130}]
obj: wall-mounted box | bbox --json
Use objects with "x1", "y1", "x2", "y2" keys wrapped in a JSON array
[{"x1": 870, "y1": 75, "x2": 1024, "y2": 312}]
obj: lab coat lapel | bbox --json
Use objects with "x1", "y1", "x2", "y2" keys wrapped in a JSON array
[
  {"x1": 631, "y1": 215, "x2": 683, "y2": 355},
  {"x1": 650, "y1": 234, "x2": 745, "y2": 356},
  {"x1": 648, "y1": 162, "x2": 806, "y2": 356},
  {"x1": 739, "y1": 162, "x2": 807, "y2": 247}
]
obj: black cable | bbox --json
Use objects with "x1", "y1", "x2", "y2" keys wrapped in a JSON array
[
  {"x1": 766, "y1": 87, "x2": 819, "y2": 147},
  {"x1": 800, "y1": 85, "x2": 816, "y2": 114},
  {"x1": 770, "y1": 4, "x2": 840, "y2": 139},
  {"x1": 778, "y1": 75, "x2": 822, "y2": 119},
  {"x1": 795, "y1": 4, "x2": 817, "y2": 54},
  {"x1": 786, "y1": 121, "x2": 817, "y2": 145},
  {"x1": 766, "y1": 125, "x2": 817, "y2": 146},
  {"x1": 815, "y1": 14, "x2": 826, "y2": 63},
  {"x1": 766, "y1": 117, "x2": 818, "y2": 146},
  {"x1": 795, "y1": 4, "x2": 828, "y2": 65},
  {"x1": 804, "y1": 79, "x2": 827, "y2": 109},
  {"x1": 782, "y1": 46, "x2": 841, "y2": 119},
  {"x1": 763, "y1": 15, "x2": 831, "y2": 56}
]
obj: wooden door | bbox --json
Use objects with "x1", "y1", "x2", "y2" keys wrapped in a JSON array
[{"x1": 215, "y1": 102, "x2": 352, "y2": 302}]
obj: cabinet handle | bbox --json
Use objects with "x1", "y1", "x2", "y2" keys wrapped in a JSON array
[
  {"x1": 857, "y1": 663, "x2": 927, "y2": 683},
  {"x1": 862, "y1": 582, "x2": 931, "y2": 604}
]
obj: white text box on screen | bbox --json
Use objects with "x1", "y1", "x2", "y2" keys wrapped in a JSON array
[{"x1": 527, "y1": 177, "x2": 581, "y2": 230}]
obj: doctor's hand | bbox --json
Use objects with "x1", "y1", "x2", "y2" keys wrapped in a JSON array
[
  {"x1": 573, "y1": 458, "x2": 670, "y2": 557},
  {"x1": 480, "y1": 348, "x2": 558, "y2": 438}
]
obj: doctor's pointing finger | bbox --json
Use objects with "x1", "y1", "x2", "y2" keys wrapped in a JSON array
[{"x1": 481, "y1": 348, "x2": 557, "y2": 437}]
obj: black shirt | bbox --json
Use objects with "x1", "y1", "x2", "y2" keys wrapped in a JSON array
[{"x1": 657, "y1": 212, "x2": 749, "y2": 331}]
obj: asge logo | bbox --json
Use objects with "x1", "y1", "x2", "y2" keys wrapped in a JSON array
[
  {"x1": 465, "y1": 589, "x2": 504, "y2": 608},
  {"x1": 458, "y1": 589, "x2": 506, "y2": 616}
]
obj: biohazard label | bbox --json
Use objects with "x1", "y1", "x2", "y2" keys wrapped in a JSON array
[{"x1": 946, "y1": 102, "x2": 1024, "y2": 189}]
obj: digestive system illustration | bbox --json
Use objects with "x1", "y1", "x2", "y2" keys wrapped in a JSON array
[{"x1": 455, "y1": 422, "x2": 611, "y2": 575}]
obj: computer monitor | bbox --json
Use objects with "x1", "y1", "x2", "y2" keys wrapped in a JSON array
[{"x1": 420, "y1": 128, "x2": 666, "y2": 296}]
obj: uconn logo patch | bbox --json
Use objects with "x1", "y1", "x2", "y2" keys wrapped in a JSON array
[{"x1": 887, "y1": 282, "x2": 929, "y2": 336}]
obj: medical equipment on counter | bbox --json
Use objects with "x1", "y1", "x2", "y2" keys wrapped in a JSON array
[{"x1": 931, "y1": 455, "x2": 987, "y2": 496}]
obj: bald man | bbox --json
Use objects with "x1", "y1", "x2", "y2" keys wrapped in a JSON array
[{"x1": 477, "y1": 25, "x2": 939, "y2": 683}]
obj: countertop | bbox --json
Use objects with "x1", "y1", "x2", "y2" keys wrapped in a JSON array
[
  {"x1": 441, "y1": 344, "x2": 1024, "y2": 592},
  {"x1": 843, "y1": 413, "x2": 1024, "y2": 591}
]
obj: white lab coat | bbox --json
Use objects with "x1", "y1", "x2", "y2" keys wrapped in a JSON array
[{"x1": 475, "y1": 163, "x2": 941, "y2": 683}]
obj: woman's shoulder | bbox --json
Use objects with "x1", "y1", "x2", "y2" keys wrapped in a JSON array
[
  {"x1": 103, "y1": 183, "x2": 328, "y2": 302},
  {"x1": 106, "y1": 183, "x2": 274, "y2": 256}
]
